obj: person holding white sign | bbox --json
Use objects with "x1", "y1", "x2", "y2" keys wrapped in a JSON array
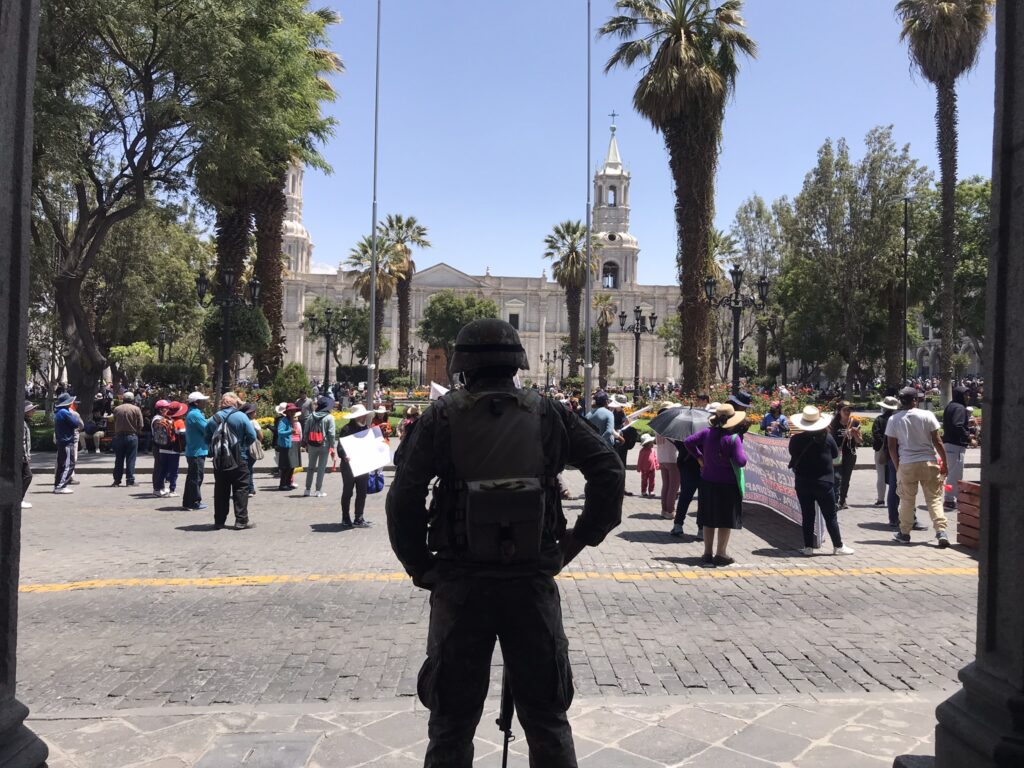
[{"x1": 336, "y1": 404, "x2": 386, "y2": 528}]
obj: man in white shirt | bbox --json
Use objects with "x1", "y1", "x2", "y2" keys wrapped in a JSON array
[{"x1": 885, "y1": 387, "x2": 950, "y2": 547}]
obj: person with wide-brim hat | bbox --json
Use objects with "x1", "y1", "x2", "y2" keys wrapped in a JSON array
[
  {"x1": 682, "y1": 404, "x2": 748, "y2": 566},
  {"x1": 788, "y1": 406, "x2": 855, "y2": 557},
  {"x1": 336, "y1": 400, "x2": 377, "y2": 528},
  {"x1": 276, "y1": 403, "x2": 302, "y2": 491},
  {"x1": 53, "y1": 393, "x2": 83, "y2": 494},
  {"x1": 22, "y1": 402, "x2": 38, "y2": 508},
  {"x1": 155, "y1": 402, "x2": 188, "y2": 499},
  {"x1": 873, "y1": 396, "x2": 901, "y2": 518}
]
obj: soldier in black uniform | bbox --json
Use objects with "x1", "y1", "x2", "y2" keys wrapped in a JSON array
[{"x1": 386, "y1": 319, "x2": 624, "y2": 768}]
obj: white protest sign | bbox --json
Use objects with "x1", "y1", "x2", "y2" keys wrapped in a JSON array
[{"x1": 338, "y1": 426, "x2": 390, "y2": 477}]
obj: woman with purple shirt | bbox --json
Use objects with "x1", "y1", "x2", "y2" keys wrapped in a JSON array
[{"x1": 684, "y1": 404, "x2": 748, "y2": 566}]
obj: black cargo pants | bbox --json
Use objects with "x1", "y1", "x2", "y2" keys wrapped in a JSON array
[{"x1": 418, "y1": 574, "x2": 577, "y2": 768}]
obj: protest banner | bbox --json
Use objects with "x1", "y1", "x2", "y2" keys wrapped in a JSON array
[
  {"x1": 338, "y1": 426, "x2": 390, "y2": 477},
  {"x1": 743, "y1": 434, "x2": 824, "y2": 547}
]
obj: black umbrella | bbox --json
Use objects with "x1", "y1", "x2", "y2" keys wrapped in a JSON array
[{"x1": 647, "y1": 406, "x2": 710, "y2": 442}]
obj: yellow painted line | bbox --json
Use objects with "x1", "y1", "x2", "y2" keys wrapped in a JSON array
[{"x1": 19, "y1": 566, "x2": 977, "y2": 594}]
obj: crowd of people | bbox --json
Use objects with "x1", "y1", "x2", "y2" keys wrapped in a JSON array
[{"x1": 22, "y1": 371, "x2": 976, "y2": 559}]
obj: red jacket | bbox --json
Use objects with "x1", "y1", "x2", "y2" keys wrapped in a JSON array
[{"x1": 636, "y1": 444, "x2": 660, "y2": 473}]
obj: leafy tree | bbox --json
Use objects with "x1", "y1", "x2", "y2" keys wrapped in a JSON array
[
  {"x1": 911, "y1": 176, "x2": 990, "y2": 361},
  {"x1": 202, "y1": 304, "x2": 273, "y2": 364},
  {"x1": 543, "y1": 220, "x2": 600, "y2": 377},
  {"x1": 302, "y1": 297, "x2": 378, "y2": 367},
  {"x1": 560, "y1": 328, "x2": 616, "y2": 388},
  {"x1": 271, "y1": 362, "x2": 312, "y2": 405},
  {"x1": 593, "y1": 293, "x2": 618, "y2": 389},
  {"x1": 107, "y1": 343, "x2": 157, "y2": 385},
  {"x1": 731, "y1": 196, "x2": 782, "y2": 374},
  {"x1": 378, "y1": 214, "x2": 431, "y2": 374},
  {"x1": 32, "y1": 0, "x2": 252, "y2": 404},
  {"x1": 775, "y1": 128, "x2": 930, "y2": 387},
  {"x1": 897, "y1": 0, "x2": 994, "y2": 397},
  {"x1": 600, "y1": 0, "x2": 756, "y2": 392},
  {"x1": 417, "y1": 291, "x2": 499, "y2": 382}
]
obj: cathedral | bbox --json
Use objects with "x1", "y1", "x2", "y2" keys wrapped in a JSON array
[{"x1": 280, "y1": 127, "x2": 680, "y2": 385}]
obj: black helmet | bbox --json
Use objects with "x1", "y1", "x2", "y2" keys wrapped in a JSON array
[{"x1": 449, "y1": 319, "x2": 530, "y2": 375}]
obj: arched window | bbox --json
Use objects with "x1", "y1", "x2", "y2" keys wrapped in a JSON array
[
  {"x1": 602, "y1": 261, "x2": 620, "y2": 289},
  {"x1": 608, "y1": 185, "x2": 617, "y2": 207}
]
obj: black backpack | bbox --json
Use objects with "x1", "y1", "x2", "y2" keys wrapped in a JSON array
[{"x1": 210, "y1": 410, "x2": 243, "y2": 471}]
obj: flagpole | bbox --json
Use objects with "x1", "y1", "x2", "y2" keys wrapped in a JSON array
[
  {"x1": 367, "y1": 0, "x2": 382, "y2": 405},
  {"x1": 583, "y1": 0, "x2": 594, "y2": 407}
]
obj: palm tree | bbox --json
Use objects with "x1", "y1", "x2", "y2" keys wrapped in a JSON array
[
  {"x1": 593, "y1": 293, "x2": 617, "y2": 389},
  {"x1": 346, "y1": 235, "x2": 406, "y2": 361},
  {"x1": 600, "y1": 0, "x2": 756, "y2": 392},
  {"x1": 896, "y1": 0, "x2": 993, "y2": 400},
  {"x1": 251, "y1": 8, "x2": 344, "y2": 384},
  {"x1": 544, "y1": 220, "x2": 600, "y2": 377},
  {"x1": 378, "y1": 214, "x2": 431, "y2": 374}
]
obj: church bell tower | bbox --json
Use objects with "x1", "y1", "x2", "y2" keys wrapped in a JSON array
[
  {"x1": 593, "y1": 122, "x2": 640, "y2": 290},
  {"x1": 282, "y1": 162, "x2": 314, "y2": 274}
]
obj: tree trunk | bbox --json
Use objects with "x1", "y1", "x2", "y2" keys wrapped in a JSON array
[
  {"x1": 937, "y1": 80, "x2": 959, "y2": 403},
  {"x1": 374, "y1": 297, "x2": 386, "y2": 362},
  {"x1": 664, "y1": 110, "x2": 722, "y2": 394},
  {"x1": 756, "y1": 322, "x2": 767, "y2": 376},
  {"x1": 54, "y1": 274, "x2": 105, "y2": 406},
  {"x1": 214, "y1": 200, "x2": 251, "y2": 393},
  {"x1": 252, "y1": 173, "x2": 287, "y2": 386},
  {"x1": 566, "y1": 285, "x2": 581, "y2": 377},
  {"x1": 397, "y1": 274, "x2": 411, "y2": 374},
  {"x1": 598, "y1": 325, "x2": 609, "y2": 389}
]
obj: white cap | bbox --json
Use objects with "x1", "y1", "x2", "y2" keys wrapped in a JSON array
[
  {"x1": 187, "y1": 391, "x2": 210, "y2": 404},
  {"x1": 706, "y1": 401, "x2": 721, "y2": 413}
]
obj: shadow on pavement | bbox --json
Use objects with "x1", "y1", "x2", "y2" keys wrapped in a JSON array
[
  {"x1": 310, "y1": 523, "x2": 350, "y2": 533},
  {"x1": 617, "y1": 529, "x2": 675, "y2": 544},
  {"x1": 749, "y1": 547, "x2": 801, "y2": 559},
  {"x1": 653, "y1": 555, "x2": 714, "y2": 567},
  {"x1": 628, "y1": 512, "x2": 665, "y2": 520},
  {"x1": 175, "y1": 524, "x2": 223, "y2": 532}
]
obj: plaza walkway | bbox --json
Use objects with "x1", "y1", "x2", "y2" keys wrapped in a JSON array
[{"x1": 19, "y1": 448, "x2": 980, "y2": 766}]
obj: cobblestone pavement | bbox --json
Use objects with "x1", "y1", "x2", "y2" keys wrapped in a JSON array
[
  {"x1": 18, "y1": 456, "x2": 980, "y2": 765},
  {"x1": 34, "y1": 693, "x2": 942, "y2": 768}
]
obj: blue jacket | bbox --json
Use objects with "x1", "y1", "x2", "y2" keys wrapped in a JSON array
[
  {"x1": 586, "y1": 407, "x2": 616, "y2": 447},
  {"x1": 185, "y1": 406, "x2": 209, "y2": 458},
  {"x1": 277, "y1": 417, "x2": 293, "y2": 449},
  {"x1": 204, "y1": 407, "x2": 257, "y2": 461},
  {"x1": 54, "y1": 407, "x2": 83, "y2": 446}
]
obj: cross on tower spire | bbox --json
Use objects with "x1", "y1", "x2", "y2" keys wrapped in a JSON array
[{"x1": 609, "y1": 110, "x2": 619, "y2": 129}]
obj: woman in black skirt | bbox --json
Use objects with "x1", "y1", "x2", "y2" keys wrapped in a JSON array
[{"x1": 683, "y1": 404, "x2": 748, "y2": 566}]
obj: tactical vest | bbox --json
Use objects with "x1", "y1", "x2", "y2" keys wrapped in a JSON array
[{"x1": 428, "y1": 387, "x2": 563, "y2": 565}]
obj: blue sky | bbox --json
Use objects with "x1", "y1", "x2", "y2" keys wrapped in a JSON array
[{"x1": 302, "y1": 0, "x2": 996, "y2": 284}]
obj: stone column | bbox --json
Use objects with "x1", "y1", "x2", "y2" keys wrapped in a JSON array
[
  {"x1": 930, "y1": 4, "x2": 1024, "y2": 766},
  {"x1": 0, "y1": 0, "x2": 49, "y2": 765}
]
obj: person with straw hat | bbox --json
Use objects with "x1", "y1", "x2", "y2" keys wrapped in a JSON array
[
  {"x1": 873, "y1": 395, "x2": 902, "y2": 527},
  {"x1": 683, "y1": 404, "x2": 748, "y2": 566},
  {"x1": 22, "y1": 402, "x2": 38, "y2": 509},
  {"x1": 52, "y1": 393, "x2": 83, "y2": 494},
  {"x1": 788, "y1": 407, "x2": 855, "y2": 557},
  {"x1": 337, "y1": 403, "x2": 377, "y2": 528}
]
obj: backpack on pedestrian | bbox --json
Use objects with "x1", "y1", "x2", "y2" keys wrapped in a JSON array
[
  {"x1": 152, "y1": 417, "x2": 174, "y2": 449},
  {"x1": 305, "y1": 414, "x2": 325, "y2": 447},
  {"x1": 210, "y1": 411, "x2": 243, "y2": 471}
]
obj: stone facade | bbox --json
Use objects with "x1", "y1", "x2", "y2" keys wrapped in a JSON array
[{"x1": 280, "y1": 128, "x2": 680, "y2": 384}]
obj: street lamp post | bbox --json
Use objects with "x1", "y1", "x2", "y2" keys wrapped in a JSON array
[
  {"x1": 557, "y1": 351, "x2": 566, "y2": 386},
  {"x1": 158, "y1": 326, "x2": 167, "y2": 364},
  {"x1": 902, "y1": 196, "x2": 911, "y2": 385},
  {"x1": 196, "y1": 268, "x2": 261, "y2": 400},
  {"x1": 415, "y1": 349, "x2": 425, "y2": 387},
  {"x1": 618, "y1": 305, "x2": 658, "y2": 402},
  {"x1": 705, "y1": 265, "x2": 769, "y2": 396}
]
